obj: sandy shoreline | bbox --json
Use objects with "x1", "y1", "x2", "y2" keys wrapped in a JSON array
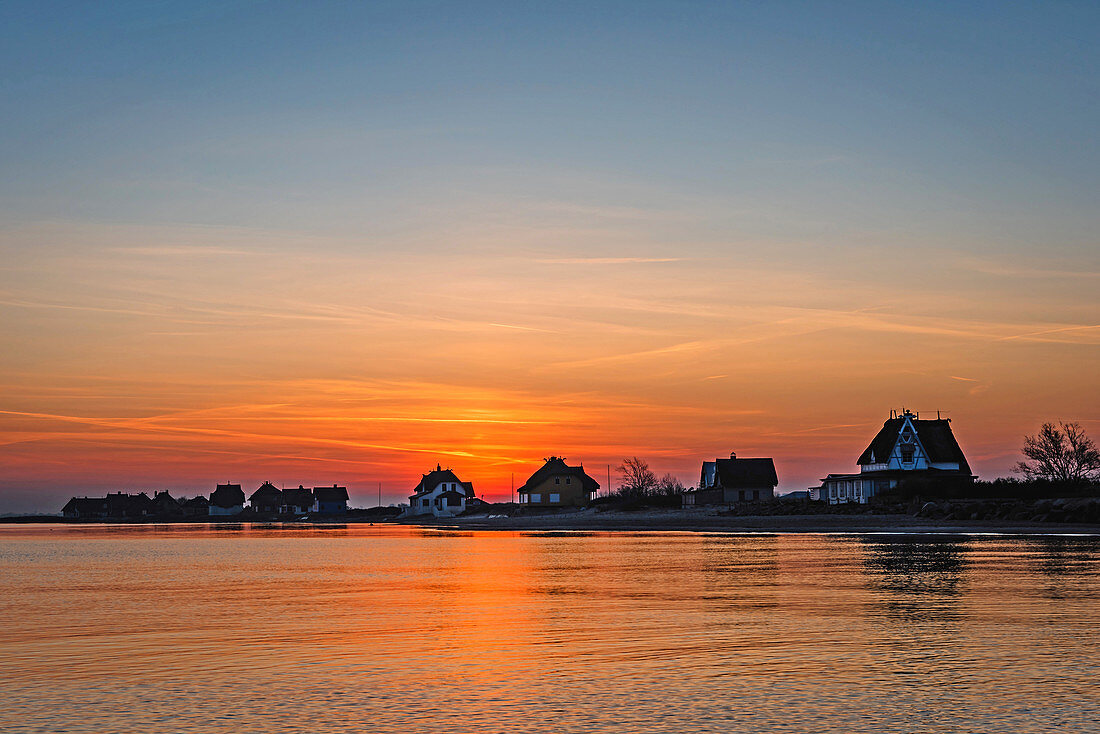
[{"x1": 399, "y1": 507, "x2": 1100, "y2": 535}]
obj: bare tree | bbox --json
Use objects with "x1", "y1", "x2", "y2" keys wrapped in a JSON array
[
  {"x1": 655, "y1": 473, "x2": 686, "y2": 496},
  {"x1": 1014, "y1": 422, "x2": 1100, "y2": 484},
  {"x1": 615, "y1": 457, "x2": 658, "y2": 498}
]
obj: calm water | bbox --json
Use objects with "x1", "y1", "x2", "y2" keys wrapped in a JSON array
[{"x1": 1, "y1": 526, "x2": 1098, "y2": 733}]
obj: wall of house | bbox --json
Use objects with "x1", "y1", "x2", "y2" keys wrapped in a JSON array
[
  {"x1": 721, "y1": 487, "x2": 774, "y2": 503},
  {"x1": 519, "y1": 475, "x2": 590, "y2": 506},
  {"x1": 208, "y1": 504, "x2": 242, "y2": 516}
]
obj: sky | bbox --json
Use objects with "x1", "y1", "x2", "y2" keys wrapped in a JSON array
[{"x1": 1, "y1": 1, "x2": 1097, "y2": 512}]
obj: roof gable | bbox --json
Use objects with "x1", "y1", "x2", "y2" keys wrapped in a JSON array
[
  {"x1": 517, "y1": 457, "x2": 600, "y2": 493},
  {"x1": 857, "y1": 416, "x2": 970, "y2": 473},
  {"x1": 713, "y1": 458, "x2": 778, "y2": 488},
  {"x1": 413, "y1": 467, "x2": 462, "y2": 493},
  {"x1": 314, "y1": 485, "x2": 349, "y2": 502}
]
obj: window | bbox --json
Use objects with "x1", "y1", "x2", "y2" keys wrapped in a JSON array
[
  {"x1": 549, "y1": 493, "x2": 560, "y2": 503},
  {"x1": 555, "y1": 477, "x2": 560, "y2": 484},
  {"x1": 901, "y1": 445, "x2": 915, "y2": 463},
  {"x1": 565, "y1": 477, "x2": 571, "y2": 484},
  {"x1": 530, "y1": 493, "x2": 541, "y2": 503},
  {"x1": 422, "y1": 499, "x2": 430, "y2": 507},
  {"x1": 830, "y1": 486, "x2": 837, "y2": 498}
]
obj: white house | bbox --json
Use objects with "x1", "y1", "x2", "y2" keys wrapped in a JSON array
[
  {"x1": 819, "y1": 409, "x2": 974, "y2": 504},
  {"x1": 404, "y1": 465, "x2": 474, "y2": 518}
]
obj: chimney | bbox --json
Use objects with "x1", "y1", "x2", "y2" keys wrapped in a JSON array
[{"x1": 730, "y1": 451, "x2": 737, "y2": 459}]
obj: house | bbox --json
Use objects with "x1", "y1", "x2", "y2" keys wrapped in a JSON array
[
  {"x1": 405, "y1": 465, "x2": 473, "y2": 518},
  {"x1": 208, "y1": 483, "x2": 245, "y2": 516},
  {"x1": 281, "y1": 485, "x2": 315, "y2": 515},
  {"x1": 314, "y1": 485, "x2": 349, "y2": 514},
  {"x1": 249, "y1": 482, "x2": 283, "y2": 514},
  {"x1": 105, "y1": 491, "x2": 153, "y2": 518},
  {"x1": 818, "y1": 409, "x2": 975, "y2": 505},
  {"x1": 61, "y1": 496, "x2": 108, "y2": 519},
  {"x1": 516, "y1": 456, "x2": 599, "y2": 508},
  {"x1": 151, "y1": 491, "x2": 182, "y2": 516},
  {"x1": 682, "y1": 453, "x2": 778, "y2": 505},
  {"x1": 181, "y1": 495, "x2": 209, "y2": 517}
]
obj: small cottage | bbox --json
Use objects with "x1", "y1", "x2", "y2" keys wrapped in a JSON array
[
  {"x1": 281, "y1": 485, "x2": 315, "y2": 515},
  {"x1": 151, "y1": 491, "x2": 182, "y2": 516},
  {"x1": 249, "y1": 482, "x2": 283, "y2": 514},
  {"x1": 208, "y1": 483, "x2": 245, "y2": 516},
  {"x1": 516, "y1": 457, "x2": 599, "y2": 508},
  {"x1": 61, "y1": 496, "x2": 108, "y2": 519},
  {"x1": 313, "y1": 485, "x2": 349, "y2": 514},
  {"x1": 683, "y1": 454, "x2": 778, "y2": 505},
  {"x1": 181, "y1": 495, "x2": 209, "y2": 516}
]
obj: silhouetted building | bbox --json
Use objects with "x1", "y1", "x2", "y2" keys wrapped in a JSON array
[
  {"x1": 249, "y1": 482, "x2": 283, "y2": 514},
  {"x1": 818, "y1": 409, "x2": 975, "y2": 504},
  {"x1": 683, "y1": 454, "x2": 778, "y2": 505},
  {"x1": 181, "y1": 495, "x2": 209, "y2": 516},
  {"x1": 281, "y1": 485, "x2": 315, "y2": 515},
  {"x1": 151, "y1": 491, "x2": 182, "y2": 516},
  {"x1": 516, "y1": 457, "x2": 599, "y2": 507},
  {"x1": 405, "y1": 465, "x2": 473, "y2": 518},
  {"x1": 208, "y1": 483, "x2": 245, "y2": 516},
  {"x1": 313, "y1": 485, "x2": 349, "y2": 514},
  {"x1": 61, "y1": 496, "x2": 108, "y2": 519}
]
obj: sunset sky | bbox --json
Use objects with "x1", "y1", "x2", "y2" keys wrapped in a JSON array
[{"x1": 1, "y1": 2, "x2": 1097, "y2": 512}]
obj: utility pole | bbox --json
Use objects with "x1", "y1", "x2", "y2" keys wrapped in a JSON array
[
  {"x1": 607, "y1": 465, "x2": 611, "y2": 498},
  {"x1": 378, "y1": 482, "x2": 381, "y2": 508},
  {"x1": 511, "y1": 473, "x2": 514, "y2": 504}
]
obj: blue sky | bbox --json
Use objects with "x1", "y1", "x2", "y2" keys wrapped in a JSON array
[{"x1": 3, "y1": 1, "x2": 1097, "y2": 248}]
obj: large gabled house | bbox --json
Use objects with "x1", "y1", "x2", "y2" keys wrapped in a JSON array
[
  {"x1": 683, "y1": 453, "x2": 779, "y2": 505},
  {"x1": 516, "y1": 456, "x2": 599, "y2": 507},
  {"x1": 819, "y1": 409, "x2": 975, "y2": 504},
  {"x1": 405, "y1": 465, "x2": 473, "y2": 518}
]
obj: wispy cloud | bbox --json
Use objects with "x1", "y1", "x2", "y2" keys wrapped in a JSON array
[{"x1": 536, "y1": 257, "x2": 684, "y2": 264}]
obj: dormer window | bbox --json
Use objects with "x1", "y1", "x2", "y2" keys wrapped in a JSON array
[{"x1": 900, "y1": 445, "x2": 915, "y2": 463}]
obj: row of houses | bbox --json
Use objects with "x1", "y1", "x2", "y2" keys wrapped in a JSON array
[
  {"x1": 62, "y1": 482, "x2": 350, "y2": 519},
  {"x1": 61, "y1": 409, "x2": 976, "y2": 518},
  {"x1": 401, "y1": 409, "x2": 975, "y2": 513}
]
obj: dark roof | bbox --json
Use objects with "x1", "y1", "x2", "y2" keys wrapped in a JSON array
[
  {"x1": 460, "y1": 481, "x2": 474, "y2": 497},
  {"x1": 210, "y1": 483, "x2": 245, "y2": 508},
  {"x1": 713, "y1": 458, "x2": 778, "y2": 489},
  {"x1": 517, "y1": 457, "x2": 600, "y2": 493},
  {"x1": 439, "y1": 490, "x2": 466, "y2": 500},
  {"x1": 282, "y1": 486, "x2": 313, "y2": 507},
  {"x1": 62, "y1": 496, "x2": 108, "y2": 514},
  {"x1": 249, "y1": 482, "x2": 283, "y2": 502},
  {"x1": 412, "y1": 467, "x2": 462, "y2": 495},
  {"x1": 314, "y1": 485, "x2": 348, "y2": 502},
  {"x1": 857, "y1": 417, "x2": 971, "y2": 474},
  {"x1": 183, "y1": 495, "x2": 209, "y2": 507}
]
